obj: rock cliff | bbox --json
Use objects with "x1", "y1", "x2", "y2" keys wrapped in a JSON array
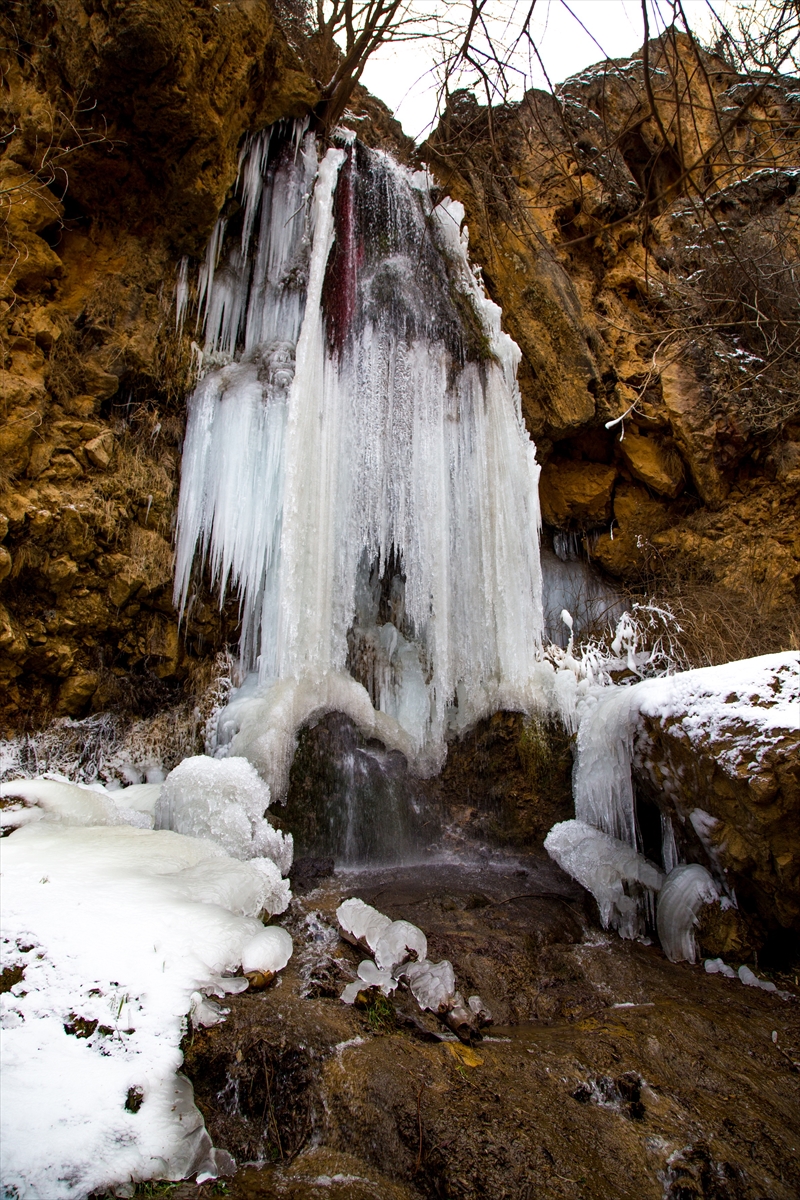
[
  {"x1": 0, "y1": 0, "x2": 317, "y2": 731},
  {"x1": 426, "y1": 33, "x2": 800, "y2": 659}
]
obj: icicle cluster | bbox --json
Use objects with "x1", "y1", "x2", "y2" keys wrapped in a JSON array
[{"x1": 174, "y1": 125, "x2": 544, "y2": 788}]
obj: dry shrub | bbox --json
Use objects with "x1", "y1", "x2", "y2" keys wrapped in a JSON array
[{"x1": 626, "y1": 576, "x2": 800, "y2": 668}]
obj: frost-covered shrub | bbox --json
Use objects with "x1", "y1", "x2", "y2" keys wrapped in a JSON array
[{"x1": 155, "y1": 755, "x2": 292, "y2": 873}]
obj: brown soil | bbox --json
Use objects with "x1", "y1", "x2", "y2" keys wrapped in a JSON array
[{"x1": 174, "y1": 859, "x2": 800, "y2": 1200}]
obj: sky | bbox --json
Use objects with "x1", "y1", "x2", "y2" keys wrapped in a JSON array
[{"x1": 356, "y1": 0, "x2": 739, "y2": 141}]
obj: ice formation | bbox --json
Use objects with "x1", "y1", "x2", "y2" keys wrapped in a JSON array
[
  {"x1": 704, "y1": 957, "x2": 736, "y2": 978},
  {"x1": 174, "y1": 124, "x2": 544, "y2": 795},
  {"x1": 401, "y1": 959, "x2": 457, "y2": 1013},
  {"x1": 656, "y1": 864, "x2": 719, "y2": 963},
  {"x1": 240, "y1": 925, "x2": 294, "y2": 974},
  {"x1": 373, "y1": 920, "x2": 427, "y2": 971},
  {"x1": 0, "y1": 822, "x2": 290, "y2": 1198},
  {"x1": 336, "y1": 898, "x2": 464, "y2": 1020},
  {"x1": 336, "y1": 897, "x2": 392, "y2": 952},
  {"x1": 544, "y1": 819, "x2": 663, "y2": 940},
  {"x1": 546, "y1": 651, "x2": 799, "y2": 949},
  {"x1": 154, "y1": 754, "x2": 292, "y2": 873}
]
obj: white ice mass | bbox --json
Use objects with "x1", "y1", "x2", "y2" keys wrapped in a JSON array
[
  {"x1": 174, "y1": 125, "x2": 544, "y2": 790},
  {"x1": 155, "y1": 754, "x2": 293, "y2": 874}
]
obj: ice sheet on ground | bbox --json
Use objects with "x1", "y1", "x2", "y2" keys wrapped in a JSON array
[
  {"x1": 545, "y1": 819, "x2": 663, "y2": 940},
  {"x1": 155, "y1": 755, "x2": 292, "y2": 873},
  {"x1": 0, "y1": 822, "x2": 290, "y2": 1198},
  {"x1": 656, "y1": 864, "x2": 718, "y2": 963}
]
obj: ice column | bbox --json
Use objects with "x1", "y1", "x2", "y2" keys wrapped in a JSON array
[{"x1": 175, "y1": 127, "x2": 544, "y2": 787}]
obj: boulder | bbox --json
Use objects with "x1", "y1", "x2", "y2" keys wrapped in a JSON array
[
  {"x1": 618, "y1": 428, "x2": 685, "y2": 498},
  {"x1": 539, "y1": 459, "x2": 616, "y2": 528}
]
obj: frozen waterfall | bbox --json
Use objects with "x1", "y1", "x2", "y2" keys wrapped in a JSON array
[{"x1": 174, "y1": 124, "x2": 544, "y2": 792}]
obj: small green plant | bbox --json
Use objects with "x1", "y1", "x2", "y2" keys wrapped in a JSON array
[{"x1": 364, "y1": 991, "x2": 396, "y2": 1034}]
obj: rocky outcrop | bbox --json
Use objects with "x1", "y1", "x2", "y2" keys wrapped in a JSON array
[
  {"x1": 632, "y1": 654, "x2": 800, "y2": 941},
  {"x1": 0, "y1": 0, "x2": 318, "y2": 732},
  {"x1": 426, "y1": 34, "x2": 800, "y2": 648}
]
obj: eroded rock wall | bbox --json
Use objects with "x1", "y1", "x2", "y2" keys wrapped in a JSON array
[
  {"x1": 426, "y1": 34, "x2": 800, "y2": 650},
  {"x1": 0, "y1": 0, "x2": 318, "y2": 731}
]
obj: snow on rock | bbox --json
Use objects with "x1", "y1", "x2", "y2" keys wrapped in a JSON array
[
  {"x1": 155, "y1": 755, "x2": 292, "y2": 874},
  {"x1": 0, "y1": 777, "x2": 156, "y2": 831},
  {"x1": 656, "y1": 864, "x2": 719, "y2": 963},
  {"x1": 546, "y1": 651, "x2": 800, "y2": 946},
  {"x1": 545, "y1": 819, "x2": 663, "y2": 940},
  {"x1": 0, "y1": 821, "x2": 293, "y2": 1198},
  {"x1": 241, "y1": 925, "x2": 293, "y2": 975}
]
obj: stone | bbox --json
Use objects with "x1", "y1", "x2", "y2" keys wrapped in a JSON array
[
  {"x1": 634, "y1": 672, "x2": 800, "y2": 934},
  {"x1": 590, "y1": 482, "x2": 671, "y2": 577},
  {"x1": 146, "y1": 616, "x2": 181, "y2": 678},
  {"x1": 0, "y1": 546, "x2": 11, "y2": 583},
  {"x1": 44, "y1": 556, "x2": 78, "y2": 593},
  {"x1": 81, "y1": 360, "x2": 119, "y2": 402},
  {"x1": 0, "y1": 410, "x2": 41, "y2": 474},
  {"x1": 618, "y1": 428, "x2": 685, "y2": 498},
  {"x1": 84, "y1": 431, "x2": 115, "y2": 470},
  {"x1": 539, "y1": 459, "x2": 616, "y2": 528},
  {"x1": 0, "y1": 604, "x2": 28, "y2": 658},
  {"x1": 26, "y1": 442, "x2": 54, "y2": 478},
  {"x1": 56, "y1": 672, "x2": 100, "y2": 716},
  {"x1": 107, "y1": 559, "x2": 146, "y2": 608},
  {"x1": 658, "y1": 357, "x2": 728, "y2": 508}
]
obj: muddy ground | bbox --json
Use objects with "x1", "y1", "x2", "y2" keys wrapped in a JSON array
[{"x1": 158, "y1": 853, "x2": 800, "y2": 1200}]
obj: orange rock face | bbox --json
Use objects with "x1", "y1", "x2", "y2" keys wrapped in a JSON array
[
  {"x1": 426, "y1": 33, "x2": 800, "y2": 641},
  {"x1": 0, "y1": 0, "x2": 318, "y2": 731}
]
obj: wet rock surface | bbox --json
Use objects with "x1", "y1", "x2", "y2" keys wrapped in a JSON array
[{"x1": 179, "y1": 860, "x2": 800, "y2": 1200}]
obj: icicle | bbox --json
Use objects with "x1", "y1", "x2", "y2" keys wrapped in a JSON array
[
  {"x1": 174, "y1": 126, "x2": 545, "y2": 792},
  {"x1": 175, "y1": 256, "x2": 189, "y2": 333},
  {"x1": 657, "y1": 863, "x2": 718, "y2": 963}
]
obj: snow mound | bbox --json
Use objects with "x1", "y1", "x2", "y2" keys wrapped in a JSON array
[
  {"x1": 0, "y1": 822, "x2": 292, "y2": 1198},
  {"x1": 155, "y1": 755, "x2": 292, "y2": 873}
]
